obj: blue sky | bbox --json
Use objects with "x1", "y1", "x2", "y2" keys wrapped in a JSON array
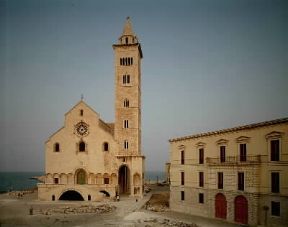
[{"x1": 0, "y1": 0, "x2": 287, "y2": 172}]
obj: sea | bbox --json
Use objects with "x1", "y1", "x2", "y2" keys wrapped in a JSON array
[{"x1": 0, "y1": 171, "x2": 166, "y2": 193}]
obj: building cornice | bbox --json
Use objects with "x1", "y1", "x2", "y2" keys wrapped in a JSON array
[{"x1": 169, "y1": 117, "x2": 288, "y2": 143}]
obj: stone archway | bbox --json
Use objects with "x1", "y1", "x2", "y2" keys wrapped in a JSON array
[
  {"x1": 118, "y1": 165, "x2": 130, "y2": 194},
  {"x1": 59, "y1": 190, "x2": 84, "y2": 201}
]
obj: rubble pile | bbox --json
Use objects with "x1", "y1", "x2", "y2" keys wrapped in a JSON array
[
  {"x1": 35, "y1": 204, "x2": 116, "y2": 215},
  {"x1": 144, "y1": 193, "x2": 169, "y2": 212},
  {"x1": 141, "y1": 218, "x2": 198, "y2": 227}
]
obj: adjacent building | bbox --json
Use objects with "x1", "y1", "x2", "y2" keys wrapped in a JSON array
[
  {"x1": 169, "y1": 118, "x2": 288, "y2": 226},
  {"x1": 38, "y1": 18, "x2": 145, "y2": 201}
]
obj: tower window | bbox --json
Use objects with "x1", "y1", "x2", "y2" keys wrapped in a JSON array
[
  {"x1": 103, "y1": 142, "x2": 109, "y2": 151},
  {"x1": 54, "y1": 143, "x2": 60, "y2": 152},
  {"x1": 120, "y1": 58, "x2": 123, "y2": 65},
  {"x1": 79, "y1": 141, "x2": 86, "y2": 152},
  {"x1": 125, "y1": 37, "x2": 128, "y2": 44},
  {"x1": 181, "y1": 191, "x2": 185, "y2": 201},
  {"x1": 80, "y1": 109, "x2": 83, "y2": 116},
  {"x1": 124, "y1": 140, "x2": 129, "y2": 149},
  {"x1": 124, "y1": 99, "x2": 129, "y2": 107},
  {"x1": 122, "y1": 75, "x2": 130, "y2": 84},
  {"x1": 124, "y1": 120, "x2": 129, "y2": 128}
]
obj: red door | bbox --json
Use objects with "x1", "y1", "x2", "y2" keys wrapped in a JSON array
[
  {"x1": 215, "y1": 193, "x2": 227, "y2": 219},
  {"x1": 235, "y1": 195, "x2": 248, "y2": 224}
]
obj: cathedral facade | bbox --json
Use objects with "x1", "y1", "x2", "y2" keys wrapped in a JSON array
[{"x1": 38, "y1": 18, "x2": 145, "y2": 201}]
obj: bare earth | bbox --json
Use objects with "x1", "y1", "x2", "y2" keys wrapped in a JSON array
[{"x1": 0, "y1": 185, "x2": 239, "y2": 227}]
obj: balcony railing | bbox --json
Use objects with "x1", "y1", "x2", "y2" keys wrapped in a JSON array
[{"x1": 206, "y1": 155, "x2": 261, "y2": 165}]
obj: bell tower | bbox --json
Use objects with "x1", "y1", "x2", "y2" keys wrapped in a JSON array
[
  {"x1": 113, "y1": 17, "x2": 144, "y2": 196},
  {"x1": 113, "y1": 17, "x2": 143, "y2": 156}
]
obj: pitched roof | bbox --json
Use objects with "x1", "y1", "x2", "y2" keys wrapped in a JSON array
[{"x1": 169, "y1": 117, "x2": 288, "y2": 143}]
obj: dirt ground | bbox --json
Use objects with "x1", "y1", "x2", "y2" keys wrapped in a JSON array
[{"x1": 0, "y1": 185, "x2": 241, "y2": 227}]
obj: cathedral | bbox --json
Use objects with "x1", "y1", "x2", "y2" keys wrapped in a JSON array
[{"x1": 38, "y1": 18, "x2": 145, "y2": 201}]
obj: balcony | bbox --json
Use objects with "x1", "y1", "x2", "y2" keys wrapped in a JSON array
[{"x1": 206, "y1": 155, "x2": 261, "y2": 166}]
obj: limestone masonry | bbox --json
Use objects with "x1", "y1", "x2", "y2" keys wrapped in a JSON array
[
  {"x1": 38, "y1": 18, "x2": 145, "y2": 201},
  {"x1": 169, "y1": 118, "x2": 288, "y2": 226}
]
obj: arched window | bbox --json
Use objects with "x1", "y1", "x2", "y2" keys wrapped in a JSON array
[
  {"x1": 125, "y1": 37, "x2": 128, "y2": 44},
  {"x1": 120, "y1": 58, "x2": 122, "y2": 65},
  {"x1": 54, "y1": 143, "x2": 60, "y2": 152},
  {"x1": 88, "y1": 195, "x2": 91, "y2": 201},
  {"x1": 103, "y1": 142, "x2": 109, "y2": 151},
  {"x1": 79, "y1": 141, "x2": 86, "y2": 152},
  {"x1": 124, "y1": 99, "x2": 129, "y2": 107},
  {"x1": 80, "y1": 109, "x2": 83, "y2": 116},
  {"x1": 52, "y1": 195, "x2": 55, "y2": 201}
]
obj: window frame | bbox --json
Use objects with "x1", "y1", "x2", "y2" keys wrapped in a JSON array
[
  {"x1": 270, "y1": 139, "x2": 280, "y2": 161},
  {"x1": 199, "y1": 148, "x2": 204, "y2": 164},
  {"x1": 218, "y1": 172, "x2": 223, "y2": 189},
  {"x1": 271, "y1": 201, "x2": 280, "y2": 216},
  {"x1": 238, "y1": 172, "x2": 244, "y2": 191},
  {"x1": 181, "y1": 172, "x2": 185, "y2": 185},
  {"x1": 54, "y1": 143, "x2": 60, "y2": 152},
  {"x1": 271, "y1": 172, "x2": 280, "y2": 193},
  {"x1": 181, "y1": 191, "x2": 185, "y2": 201},
  {"x1": 180, "y1": 150, "x2": 185, "y2": 165},
  {"x1": 103, "y1": 142, "x2": 109, "y2": 152},
  {"x1": 199, "y1": 172, "x2": 204, "y2": 187},
  {"x1": 199, "y1": 193, "x2": 204, "y2": 204},
  {"x1": 220, "y1": 146, "x2": 226, "y2": 163},
  {"x1": 239, "y1": 143, "x2": 247, "y2": 162}
]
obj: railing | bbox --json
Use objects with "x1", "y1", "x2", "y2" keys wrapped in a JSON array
[{"x1": 206, "y1": 155, "x2": 261, "y2": 165}]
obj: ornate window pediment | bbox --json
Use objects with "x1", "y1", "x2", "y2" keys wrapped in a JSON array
[
  {"x1": 195, "y1": 142, "x2": 206, "y2": 148},
  {"x1": 216, "y1": 139, "x2": 228, "y2": 145},
  {"x1": 236, "y1": 136, "x2": 251, "y2": 143},
  {"x1": 178, "y1": 144, "x2": 185, "y2": 150},
  {"x1": 265, "y1": 131, "x2": 284, "y2": 140}
]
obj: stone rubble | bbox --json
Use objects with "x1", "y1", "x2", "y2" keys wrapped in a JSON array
[
  {"x1": 34, "y1": 204, "x2": 116, "y2": 215},
  {"x1": 141, "y1": 218, "x2": 198, "y2": 227}
]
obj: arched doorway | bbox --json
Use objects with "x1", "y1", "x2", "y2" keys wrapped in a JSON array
[
  {"x1": 235, "y1": 195, "x2": 248, "y2": 224},
  {"x1": 76, "y1": 169, "x2": 87, "y2": 184},
  {"x1": 59, "y1": 190, "x2": 84, "y2": 201},
  {"x1": 215, "y1": 193, "x2": 227, "y2": 219},
  {"x1": 118, "y1": 165, "x2": 130, "y2": 194}
]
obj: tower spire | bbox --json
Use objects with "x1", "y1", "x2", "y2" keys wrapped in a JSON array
[{"x1": 122, "y1": 16, "x2": 135, "y2": 36}]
